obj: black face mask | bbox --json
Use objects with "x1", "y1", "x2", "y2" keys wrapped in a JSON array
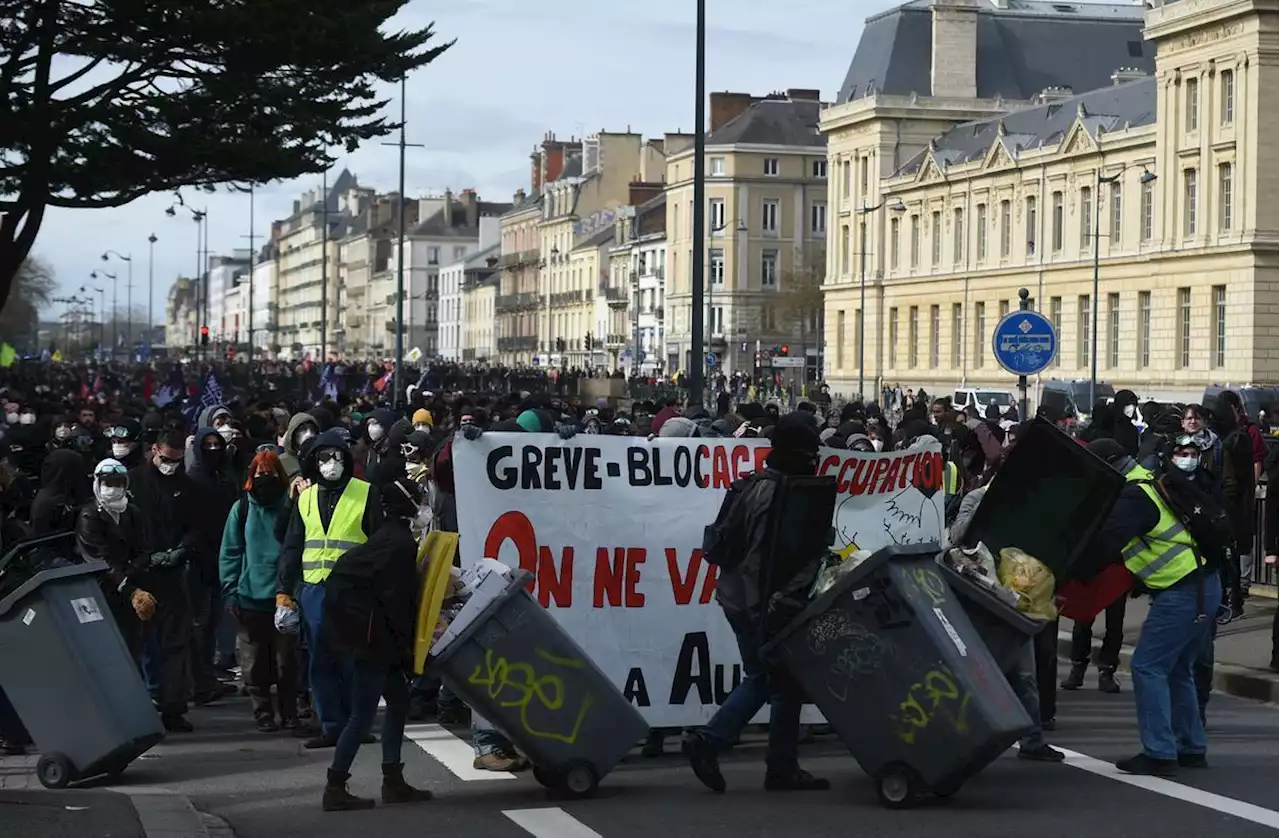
[
  {"x1": 202, "y1": 448, "x2": 225, "y2": 469},
  {"x1": 252, "y1": 475, "x2": 285, "y2": 504}
]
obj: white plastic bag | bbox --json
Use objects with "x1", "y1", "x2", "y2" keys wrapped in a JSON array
[{"x1": 274, "y1": 604, "x2": 300, "y2": 634}]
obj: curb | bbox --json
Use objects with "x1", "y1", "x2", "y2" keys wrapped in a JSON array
[
  {"x1": 108, "y1": 786, "x2": 211, "y2": 838},
  {"x1": 1055, "y1": 631, "x2": 1279, "y2": 705}
]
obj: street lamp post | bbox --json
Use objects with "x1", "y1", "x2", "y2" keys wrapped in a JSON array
[
  {"x1": 80, "y1": 284, "x2": 106, "y2": 353},
  {"x1": 1090, "y1": 166, "x2": 1156, "y2": 408},
  {"x1": 101, "y1": 250, "x2": 133, "y2": 351},
  {"x1": 857, "y1": 199, "x2": 906, "y2": 400},
  {"x1": 90, "y1": 270, "x2": 118, "y2": 352},
  {"x1": 166, "y1": 200, "x2": 209, "y2": 357},
  {"x1": 689, "y1": 0, "x2": 708, "y2": 404},
  {"x1": 147, "y1": 234, "x2": 157, "y2": 350}
]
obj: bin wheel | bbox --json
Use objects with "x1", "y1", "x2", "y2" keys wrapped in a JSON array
[
  {"x1": 531, "y1": 766, "x2": 559, "y2": 789},
  {"x1": 36, "y1": 753, "x2": 75, "y2": 789},
  {"x1": 875, "y1": 763, "x2": 922, "y2": 809},
  {"x1": 561, "y1": 760, "x2": 599, "y2": 798}
]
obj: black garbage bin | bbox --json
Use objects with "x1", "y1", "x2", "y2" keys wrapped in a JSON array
[
  {"x1": 941, "y1": 563, "x2": 1045, "y2": 674},
  {"x1": 763, "y1": 543, "x2": 1032, "y2": 808}
]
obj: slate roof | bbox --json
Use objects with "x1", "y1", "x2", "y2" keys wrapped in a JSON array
[
  {"x1": 894, "y1": 76, "x2": 1156, "y2": 176},
  {"x1": 462, "y1": 243, "x2": 500, "y2": 268},
  {"x1": 707, "y1": 97, "x2": 825, "y2": 147},
  {"x1": 410, "y1": 200, "x2": 513, "y2": 238},
  {"x1": 573, "y1": 223, "x2": 618, "y2": 252},
  {"x1": 838, "y1": 0, "x2": 1153, "y2": 103}
]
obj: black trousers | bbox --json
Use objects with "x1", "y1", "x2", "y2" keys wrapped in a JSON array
[
  {"x1": 187, "y1": 567, "x2": 222, "y2": 698},
  {"x1": 1068, "y1": 596, "x2": 1127, "y2": 669},
  {"x1": 1033, "y1": 619, "x2": 1059, "y2": 722},
  {"x1": 144, "y1": 573, "x2": 192, "y2": 717}
]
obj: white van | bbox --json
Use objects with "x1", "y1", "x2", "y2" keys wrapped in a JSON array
[{"x1": 951, "y1": 388, "x2": 1017, "y2": 415}]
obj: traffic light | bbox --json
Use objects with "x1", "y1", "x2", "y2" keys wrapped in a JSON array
[
  {"x1": 200, "y1": 325, "x2": 210, "y2": 346},
  {"x1": 779, "y1": 345, "x2": 789, "y2": 356}
]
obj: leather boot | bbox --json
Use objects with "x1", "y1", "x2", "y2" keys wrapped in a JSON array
[
  {"x1": 381, "y1": 762, "x2": 433, "y2": 804},
  {"x1": 322, "y1": 769, "x2": 376, "y2": 812},
  {"x1": 1098, "y1": 667, "x2": 1121, "y2": 694},
  {"x1": 1060, "y1": 661, "x2": 1087, "y2": 690}
]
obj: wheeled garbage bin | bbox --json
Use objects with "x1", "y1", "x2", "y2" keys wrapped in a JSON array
[
  {"x1": 941, "y1": 564, "x2": 1045, "y2": 674},
  {"x1": 0, "y1": 560, "x2": 165, "y2": 788},
  {"x1": 427, "y1": 569, "x2": 649, "y2": 798},
  {"x1": 763, "y1": 543, "x2": 1033, "y2": 809}
]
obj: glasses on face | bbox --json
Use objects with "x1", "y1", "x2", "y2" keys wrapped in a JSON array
[
  {"x1": 317, "y1": 450, "x2": 343, "y2": 464},
  {"x1": 156, "y1": 452, "x2": 183, "y2": 466},
  {"x1": 400, "y1": 442, "x2": 420, "y2": 458},
  {"x1": 256, "y1": 443, "x2": 284, "y2": 455},
  {"x1": 98, "y1": 475, "x2": 128, "y2": 489},
  {"x1": 104, "y1": 426, "x2": 132, "y2": 439}
]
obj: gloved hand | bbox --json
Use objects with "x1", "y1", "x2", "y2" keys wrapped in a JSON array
[
  {"x1": 274, "y1": 604, "x2": 300, "y2": 634},
  {"x1": 276, "y1": 593, "x2": 296, "y2": 610},
  {"x1": 461, "y1": 425, "x2": 483, "y2": 441},
  {"x1": 148, "y1": 549, "x2": 173, "y2": 569},
  {"x1": 131, "y1": 589, "x2": 157, "y2": 621},
  {"x1": 557, "y1": 424, "x2": 579, "y2": 440}
]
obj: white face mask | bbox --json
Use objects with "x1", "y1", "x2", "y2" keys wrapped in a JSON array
[
  {"x1": 295, "y1": 428, "x2": 315, "y2": 447},
  {"x1": 412, "y1": 505, "x2": 434, "y2": 535},
  {"x1": 157, "y1": 460, "x2": 180, "y2": 476},
  {"x1": 4, "y1": 412, "x2": 17, "y2": 425},
  {"x1": 414, "y1": 424, "x2": 431, "y2": 434},
  {"x1": 111, "y1": 442, "x2": 135, "y2": 459},
  {"x1": 870, "y1": 438, "x2": 884, "y2": 452},
  {"x1": 96, "y1": 484, "x2": 128, "y2": 513},
  {"x1": 19, "y1": 413, "x2": 36, "y2": 425},
  {"x1": 1123, "y1": 404, "x2": 1136, "y2": 419},
  {"x1": 55, "y1": 426, "x2": 73, "y2": 440},
  {"x1": 1173, "y1": 456, "x2": 1199, "y2": 473},
  {"x1": 217, "y1": 426, "x2": 236, "y2": 442},
  {"x1": 367, "y1": 422, "x2": 385, "y2": 442},
  {"x1": 318, "y1": 459, "x2": 345, "y2": 481}
]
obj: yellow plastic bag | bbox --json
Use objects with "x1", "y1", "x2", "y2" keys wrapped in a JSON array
[{"x1": 997, "y1": 547, "x2": 1057, "y2": 621}]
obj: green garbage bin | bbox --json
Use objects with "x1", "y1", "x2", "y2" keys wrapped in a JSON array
[
  {"x1": 428, "y1": 569, "x2": 649, "y2": 798},
  {"x1": 0, "y1": 560, "x2": 164, "y2": 788}
]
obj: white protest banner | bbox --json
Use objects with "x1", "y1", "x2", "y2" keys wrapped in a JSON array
[{"x1": 453, "y1": 433, "x2": 944, "y2": 727}]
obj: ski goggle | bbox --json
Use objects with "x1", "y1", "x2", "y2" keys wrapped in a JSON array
[
  {"x1": 256, "y1": 443, "x2": 284, "y2": 455},
  {"x1": 104, "y1": 426, "x2": 133, "y2": 439}
]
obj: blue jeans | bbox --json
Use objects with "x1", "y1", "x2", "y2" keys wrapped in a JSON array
[
  {"x1": 472, "y1": 714, "x2": 509, "y2": 757},
  {"x1": 701, "y1": 609, "x2": 802, "y2": 774},
  {"x1": 299, "y1": 582, "x2": 352, "y2": 739},
  {"x1": 1131, "y1": 574, "x2": 1221, "y2": 760},
  {"x1": 140, "y1": 627, "x2": 162, "y2": 696},
  {"x1": 331, "y1": 661, "x2": 409, "y2": 774},
  {"x1": 1006, "y1": 641, "x2": 1044, "y2": 750}
]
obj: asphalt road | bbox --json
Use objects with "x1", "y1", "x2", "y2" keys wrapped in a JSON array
[
  {"x1": 91, "y1": 688, "x2": 1278, "y2": 838},
  {"x1": 0, "y1": 788, "x2": 143, "y2": 837}
]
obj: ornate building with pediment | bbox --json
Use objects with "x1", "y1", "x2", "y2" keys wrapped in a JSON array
[{"x1": 820, "y1": 0, "x2": 1277, "y2": 405}]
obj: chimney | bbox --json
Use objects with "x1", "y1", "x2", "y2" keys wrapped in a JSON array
[
  {"x1": 514, "y1": 187, "x2": 526, "y2": 205},
  {"x1": 1111, "y1": 66, "x2": 1150, "y2": 85},
  {"x1": 1036, "y1": 86, "x2": 1074, "y2": 103},
  {"x1": 786, "y1": 88, "x2": 821, "y2": 101},
  {"x1": 930, "y1": 0, "x2": 978, "y2": 99},
  {"x1": 710, "y1": 92, "x2": 757, "y2": 132},
  {"x1": 443, "y1": 188, "x2": 454, "y2": 227},
  {"x1": 629, "y1": 181, "x2": 663, "y2": 207},
  {"x1": 292, "y1": 199, "x2": 301, "y2": 214},
  {"x1": 462, "y1": 188, "x2": 478, "y2": 228}
]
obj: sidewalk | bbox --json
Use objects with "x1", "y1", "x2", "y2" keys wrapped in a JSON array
[{"x1": 1056, "y1": 593, "x2": 1278, "y2": 703}]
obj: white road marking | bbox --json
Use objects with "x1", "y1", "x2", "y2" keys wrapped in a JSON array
[
  {"x1": 1057, "y1": 747, "x2": 1280, "y2": 829},
  {"x1": 403, "y1": 722, "x2": 515, "y2": 782},
  {"x1": 504, "y1": 807, "x2": 602, "y2": 838}
]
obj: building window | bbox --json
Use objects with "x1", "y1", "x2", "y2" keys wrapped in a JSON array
[
  {"x1": 999, "y1": 299, "x2": 1010, "y2": 320},
  {"x1": 973, "y1": 302, "x2": 986, "y2": 368},
  {"x1": 910, "y1": 214, "x2": 920, "y2": 268},
  {"x1": 1212, "y1": 284, "x2": 1226, "y2": 367},
  {"x1": 761, "y1": 249, "x2": 778, "y2": 287},
  {"x1": 890, "y1": 218, "x2": 900, "y2": 270},
  {"x1": 953, "y1": 208, "x2": 964, "y2": 263},
  {"x1": 1137, "y1": 291, "x2": 1150, "y2": 369},
  {"x1": 929, "y1": 304, "x2": 940, "y2": 369},
  {"x1": 930, "y1": 211, "x2": 942, "y2": 267},
  {"x1": 858, "y1": 221, "x2": 867, "y2": 275},
  {"x1": 1186, "y1": 77, "x2": 1199, "y2": 132},
  {"x1": 836, "y1": 310, "x2": 845, "y2": 368},
  {"x1": 1218, "y1": 163, "x2": 1233, "y2": 231},
  {"x1": 709, "y1": 198, "x2": 725, "y2": 233},
  {"x1": 1221, "y1": 70, "x2": 1235, "y2": 125},
  {"x1": 710, "y1": 306, "x2": 724, "y2": 335},
  {"x1": 710, "y1": 249, "x2": 725, "y2": 286},
  {"x1": 761, "y1": 305, "x2": 776, "y2": 330},
  {"x1": 1140, "y1": 179, "x2": 1154, "y2": 242},
  {"x1": 761, "y1": 199, "x2": 778, "y2": 234},
  {"x1": 1107, "y1": 293, "x2": 1120, "y2": 369},
  {"x1": 908, "y1": 306, "x2": 919, "y2": 368},
  {"x1": 1110, "y1": 184, "x2": 1122, "y2": 245},
  {"x1": 710, "y1": 156, "x2": 725, "y2": 176},
  {"x1": 812, "y1": 159, "x2": 827, "y2": 178},
  {"x1": 1026, "y1": 196, "x2": 1038, "y2": 255},
  {"x1": 1050, "y1": 296, "x2": 1063, "y2": 367},
  {"x1": 1183, "y1": 169, "x2": 1198, "y2": 237},
  {"x1": 1078, "y1": 295, "x2": 1090, "y2": 368},
  {"x1": 763, "y1": 158, "x2": 779, "y2": 176},
  {"x1": 888, "y1": 307, "x2": 898, "y2": 368},
  {"x1": 999, "y1": 200, "x2": 1011, "y2": 258},
  {"x1": 860, "y1": 157, "x2": 869, "y2": 195},
  {"x1": 428, "y1": 246, "x2": 440, "y2": 265},
  {"x1": 811, "y1": 202, "x2": 827, "y2": 235},
  {"x1": 950, "y1": 303, "x2": 962, "y2": 367},
  {"x1": 1178, "y1": 286, "x2": 1192, "y2": 367},
  {"x1": 1080, "y1": 186, "x2": 1093, "y2": 249},
  {"x1": 842, "y1": 160, "x2": 851, "y2": 200},
  {"x1": 1051, "y1": 191, "x2": 1064, "y2": 252},
  {"x1": 840, "y1": 224, "x2": 850, "y2": 274},
  {"x1": 976, "y1": 203, "x2": 987, "y2": 262}
]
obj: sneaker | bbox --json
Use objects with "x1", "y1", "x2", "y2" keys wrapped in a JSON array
[
  {"x1": 303, "y1": 733, "x2": 338, "y2": 750},
  {"x1": 1098, "y1": 669, "x2": 1121, "y2": 694},
  {"x1": 280, "y1": 717, "x2": 301, "y2": 731},
  {"x1": 497, "y1": 748, "x2": 530, "y2": 771},
  {"x1": 1116, "y1": 753, "x2": 1177, "y2": 777},
  {"x1": 1177, "y1": 752, "x2": 1209, "y2": 769},
  {"x1": 256, "y1": 717, "x2": 280, "y2": 733},
  {"x1": 682, "y1": 731, "x2": 725, "y2": 794},
  {"x1": 1018, "y1": 744, "x2": 1066, "y2": 763},
  {"x1": 1060, "y1": 663, "x2": 1087, "y2": 691},
  {"x1": 641, "y1": 730, "x2": 665, "y2": 758},
  {"x1": 473, "y1": 752, "x2": 523, "y2": 772},
  {"x1": 1040, "y1": 717, "x2": 1057, "y2": 731},
  {"x1": 764, "y1": 769, "x2": 831, "y2": 791},
  {"x1": 162, "y1": 714, "x2": 194, "y2": 733}
]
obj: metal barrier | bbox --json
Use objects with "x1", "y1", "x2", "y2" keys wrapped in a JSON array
[{"x1": 1251, "y1": 485, "x2": 1277, "y2": 588}]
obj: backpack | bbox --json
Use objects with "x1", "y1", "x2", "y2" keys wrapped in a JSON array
[
  {"x1": 702, "y1": 472, "x2": 773, "y2": 571},
  {"x1": 1138, "y1": 470, "x2": 1235, "y2": 568}
]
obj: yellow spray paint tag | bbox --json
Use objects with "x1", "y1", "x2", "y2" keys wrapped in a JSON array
[{"x1": 413, "y1": 531, "x2": 460, "y2": 674}]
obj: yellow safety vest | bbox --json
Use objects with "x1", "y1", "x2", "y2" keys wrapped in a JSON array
[
  {"x1": 1120, "y1": 465, "x2": 1200, "y2": 590},
  {"x1": 944, "y1": 460, "x2": 961, "y2": 496},
  {"x1": 299, "y1": 479, "x2": 371, "y2": 584}
]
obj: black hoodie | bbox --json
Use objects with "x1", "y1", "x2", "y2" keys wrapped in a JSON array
[
  {"x1": 30, "y1": 449, "x2": 89, "y2": 536},
  {"x1": 276, "y1": 429, "x2": 384, "y2": 596}
]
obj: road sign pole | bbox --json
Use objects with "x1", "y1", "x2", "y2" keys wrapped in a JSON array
[
  {"x1": 1018, "y1": 288, "x2": 1031, "y2": 422},
  {"x1": 992, "y1": 287, "x2": 1056, "y2": 425}
]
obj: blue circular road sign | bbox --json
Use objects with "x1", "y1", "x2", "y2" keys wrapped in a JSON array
[{"x1": 991, "y1": 309, "x2": 1058, "y2": 376}]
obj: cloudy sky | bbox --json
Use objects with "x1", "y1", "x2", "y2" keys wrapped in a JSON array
[{"x1": 35, "y1": 0, "x2": 870, "y2": 321}]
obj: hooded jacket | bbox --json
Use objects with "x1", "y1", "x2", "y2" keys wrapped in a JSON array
[
  {"x1": 76, "y1": 497, "x2": 151, "y2": 600},
  {"x1": 366, "y1": 417, "x2": 412, "y2": 489},
  {"x1": 278, "y1": 412, "x2": 319, "y2": 479},
  {"x1": 276, "y1": 429, "x2": 383, "y2": 596},
  {"x1": 187, "y1": 428, "x2": 240, "y2": 579},
  {"x1": 31, "y1": 449, "x2": 88, "y2": 535},
  {"x1": 322, "y1": 516, "x2": 419, "y2": 665},
  {"x1": 184, "y1": 404, "x2": 233, "y2": 472},
  {"x1": 219, "y1": 490, "x2": 287, "y2": 612},
  {"x1": 128, "y1": 452, "x2": 201, "y2": 565},
  {"x1": 353, "y1": 407, "x2": 396, "y2": 478}
]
